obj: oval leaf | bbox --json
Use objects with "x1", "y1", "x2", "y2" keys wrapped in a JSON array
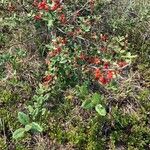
[
  {"x1": 95, "y1": 104, "x2": 106, "y2": 116},
  {"x1": 27, "y1": 105, "x2": 34, "y2": 114},
  {"x1": 79, "y1": 85, "x2": 88, "y2": 96},
  {"x1": 18, "y1": 112, "x2": 30, "y2": 125},
  {"x1": 91, "y1": 93, "x2": 101, "y2": 106},
  {"x1": 25, "y1": 124, "x2": 32, "y2": 132},
  {"x1": 81, "y1": 99, "x2": 93, "y2": 109},
  {"x1": 13, "y1": 128, "x2": 25, "y2": 139},
  {"x1": 31, "y1": 122, "x2": 43, "y2": 132}
]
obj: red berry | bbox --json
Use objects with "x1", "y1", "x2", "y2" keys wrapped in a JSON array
[
  {"x1": 44, "y1": 4, "x2": 49, "y2": 11},
  {"x1": 117, "y1": 61, "x2": 127, "y2": 68},
  {"x1": 99, "y1": 76, "x2": 108, "y2": 85},
  {"x1": 42, "y1": 74, "x2": 53, "y2": 82},
  {"x1": 38, "y1": 0, "x2": 48, "y2": 10},
  {"x1": 51, "y1": 3, "x2": 60, "y2": 11},
  {"x1": 33, "y1": 0, "x2": 38, "y2": 6},
  {"x1": 100, "y1": 34, "x2": 108, "y2": 42},
  {"x1": 93, "y1": 58, "x2": 101, "y2": 65},
  {"x1": 103, "y1": 62, "x2": 109, "y2": 69},
  {"x1": 107, "y1": 70, "x2": 113, "y2": 80},
  {"x1": 56, "y1": 47, "x2": 61, "y2": 54},
  {"x1": 59, "y1": 14, "x2": 67, "y2": 24},
  {"x1": 80, "y1": 54, "x2": 85, "y2": 60},
  {"x1": 94, "y1": 68, "x2": 101, "y2": 80},
  {"x1": 34, "y1": 14, "x2": 42, "y2": 20}
]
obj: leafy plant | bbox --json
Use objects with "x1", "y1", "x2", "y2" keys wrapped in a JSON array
[
  {"x1": 78, "y1": 85, "x2": 106, "y2": 116},
  {"x1": 13, "y1": 112, "x2": 43, "y2": 140},
  {"x1": 95, "y1": 104, "x2": 106, "y2": 116},
  {"x1": 13, "y1": 84, "x2": 49, "y2": 139}
]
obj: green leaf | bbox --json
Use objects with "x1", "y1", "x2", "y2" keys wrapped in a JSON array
[
  {"x1": 95, "y1": 104, "x2": 106, "y2": 116},
  {"x1": 31, "y1": 122, "x2": 43, "y2": 132},
  {"x1": 121, "y1": 52, "x2": 137, "y2": 59},
  {"x1": 13, "y1": 128, "x2": 25, "y2": 139},
  {"x1": 79, "y1": 85, "x2": 88, "y2": 96},
  {"x1": 81, "y1": 24, "x2": 90, "y2": 32},
  {"x1": 81, "y1": 99, "x2": 93, "y2": 109},
  {"x1": 27, "y1": 105, "x2": 34, "y2": 114},
  {"x1": 18, "y1": 112, "x2": 30, "y2": 125},
  {"x1": 91, "y1": 93, "x2": 101, "y2": 106},
  {"x1": 47, "y1": 19, "x2": 53, "y2": 28},
  {"x1": 25, "y1": 124, "x2": 32, "y2": 132},
  {"x1": 43, "y1": 94, "x2": 50, "y2": 101},
  {"x1": 32, "y1": 108, "x2": 39, "y2": 119},
  {"x1": 42, "y1": 108, "x2": 46, "y2": 115}
]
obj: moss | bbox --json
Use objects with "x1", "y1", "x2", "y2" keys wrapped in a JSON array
[
  {"x1": 15, "y1": 146, "x2": 29, "y2": 150},
  {"x1": 0, "y1": 90, "x2": 12, "y2": 103},
  {"x1": 0, "y1": 108, "x2": 8, "y2": 118},
  {"x1": 0, "y1": 137, "x2": 7, "y2": 150},
  {"x1": 0, "y1": 107, "x2": 20, "y2": 132},
  {"x1": 66, "y1": 126, "x2": 86, "y2": 146},
  {"x1": 110, "y1": 125, "x2": 150, "y2": 149},
  {"x1": 86, "y1": 116, "x2": 106, "y2": 150},
  {"x1": 46, "y1": 116, "x2": 67, "y2": 144},
  {"x1": 109, "y1": 99, "x2": 150, "y2": 149},
  {"x1": 138, "y1": 89, "x2": 150, "y2": 111},
  {"x1": 46, "y1": 104, "x2": 106, "y2": 149},
  {"x1": 128, "y1": 124, "x2": 150, "y2": 149}
]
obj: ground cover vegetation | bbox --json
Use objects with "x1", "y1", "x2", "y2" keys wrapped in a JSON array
[{"x1": 0, "y1": 0, "x2": 150, "y2": 149}]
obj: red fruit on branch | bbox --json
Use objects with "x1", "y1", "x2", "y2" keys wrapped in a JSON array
[
  {"x1": 103, "y1": 62, "x2": 109, "y2": 69},
  {"x1": 61, "y1": 38, "x2": 67, "y2": 45},
  {"x1": 100, "y1": 34, "x2": 108, "y2": 42},
  {"x1": 48, "y1": 47, "x2": 61, "y2": 57},
  {"x1": 98, "y1": 76, "x2": 108, "y2": 85},
  {"x1": 38, "y1": 1, "x2": 46, "y2": 9},
  {"x1": 106, "y1": 70, "x2": 113, "y2": 80},
  {"x1": 59, "y1": 14, "x2": 67, "y2": 24},
  {"x1": 42, "y1": 74, "x2": 53, "y2": 82},
  {"x1": 49, "y1": 51, "x2": 57, "y2": 57},
  {"x1": 8, "y1": 2, "x2": 15, "y2": 11},
  {"x1": 37, "y1": 0, "x2": 49, "y2": 11},
  {"x1": 94, "y1": 68, "x2": 101, "y2": 80},
  {"x1": 51, "y1": 3, "x2": 60, "y2": 11},
  {"x1": 80, "y1": 53, "x2": 86, "y2": 61},
  {"x1": 117, "y1": 61, "x2": 127, "y2": 68},
  {"x1": 44, "y1": 4, "x2": 49, "y2": 11},
  {"x1": 93, "y1": 57, "x2": 101, "y2": 65},
  {"x1": 34, "y1": 14, "x2": 42, "y2": 20},
  {"x1": 56, "y1": 47, "x2": 61, "y2": 54},
  {"x1": 33, "y1": 0, "x2": 38, "y2": 6}
]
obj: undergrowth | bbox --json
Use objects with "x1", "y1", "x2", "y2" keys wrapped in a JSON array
[{"x1": 0, "y1": 0, "x2": 150, "y2": 149}]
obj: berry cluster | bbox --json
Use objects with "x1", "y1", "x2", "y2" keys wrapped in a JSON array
[
  {"x1": 33, "y1": 0, "x2": 64, "y2": 20},
  {"x1": 78, "y1": 34, "x2": 128, "y2": 85}
]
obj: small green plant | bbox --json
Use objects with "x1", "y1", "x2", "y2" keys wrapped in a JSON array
[
  {"x1": 13, "y1": 84, "x2": 49, "y2": 139},
  {"x1": 78, "y1": 85, "x2": 106, "y2": 116},
  {"x1": 27, "y1": 84, "x2": 49, "y2": 120},
  {"x1": 13, "y1": 112, "x2": 43, "y2": 139}
]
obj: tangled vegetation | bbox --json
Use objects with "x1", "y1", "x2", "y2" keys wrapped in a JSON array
[{"x1": 0, "y1": 0, "x2": 150, "y2": 149}]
